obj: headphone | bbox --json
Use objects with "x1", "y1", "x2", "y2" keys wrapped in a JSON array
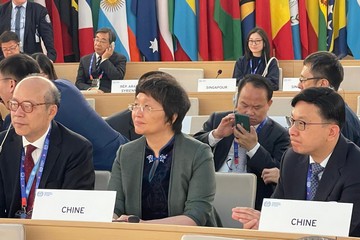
[{"x1": 0, "y1": 123, "x2": 12, "y2": 154}]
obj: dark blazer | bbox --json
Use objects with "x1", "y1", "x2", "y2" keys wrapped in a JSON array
[
  {"x1": 0, "y1": 121, "x2": 95, "y2": 218},
  {"x1": 342, "y1": 104, "x2": 360, "y2": 147},
  {"x1": 273, "y1": 135, "x2": 360, "y2": 237},
  {"x1": 0, "y1": 1, "x2": 56, "y2": 61},
  {"x1": 76, "y1": 52, "x2": 127, "y2": 93},
  {"x1": 194, "y1": 111, "x2": 290, "y2": 210},
  {"x1": 105, "y1": 109, "x2": 141, "y2": 141}
]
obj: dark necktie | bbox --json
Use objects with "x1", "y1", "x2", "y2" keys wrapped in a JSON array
[
  {"x1": 15, "y1": 6, "x2": 22, "y2": 38},
  {"x1": 24, "y1": 144, "x2": 37, "y2": 212},
  {"x1": 309, "y1": 163, "x2": 324, "y2": 200},
  {"x1": 96, "y1": 56, "x2": 102, "y2": 73}
]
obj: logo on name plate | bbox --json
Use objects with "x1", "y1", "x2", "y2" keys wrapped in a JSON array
[{"x1": 263, "y1": 200, "x2": 281, "y2": 208}]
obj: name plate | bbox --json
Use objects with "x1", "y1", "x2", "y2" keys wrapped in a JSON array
[
  {"x1": 282, "y1": 78, "x2": 301, "y2": 91},
  {"x1": 111, "y1": 80, "x2": 138, "y2": 93},
  {"x1": 32, "y1": 189, "x2": 116, "y2": 222},
  {"x1": 259, "y1": 198, "x2": 353, "y2": 237},
  {"x1": 198, "y1": 78, "x2": 236, "y2": 92}
]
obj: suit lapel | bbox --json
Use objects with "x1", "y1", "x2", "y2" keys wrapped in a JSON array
[
  {"x1": 4, "y1": 4, "x2": 12, "y2": 31},
  {"x1": 290, "y1": 154, "x2": 309, "y2": 200},
  {"x1": 9, "y1": 134, "x2": 23, "y2": 216}
]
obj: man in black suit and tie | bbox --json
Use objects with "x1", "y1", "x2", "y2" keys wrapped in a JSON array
[
  {"x1": 232, "y1": 87, "x2": 360, "y2": 237},
  {"x1": 76, "y1": 28, "x2": 127, "y2": 93},
  {"x1": 0, "y1": 75, "x2": 94, "y2": 218},
  {"x1": 194, "y1": 74, "x2": 290, "y2": 210},
  {"x1": 0, "y1": 0, "x2": 56, "y2": 61}
]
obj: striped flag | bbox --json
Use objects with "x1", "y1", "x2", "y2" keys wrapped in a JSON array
[
  {"x1": 289, "y1": 0, "x2": 301, "y2": 59},
  {"x1": 305, "y1": 0, "x2": 319, "y2": 55},
  {"x1": 332, "y1": 0, "x2": 347, "y2": 58},
  {"x1": 347, "y1": 0, "x2": 360, "y2": 59},
  {"x1": 126, "y1": 0, "x2": 141, "y2": 61},
  {"x1": 157, "y1": 0, "x2": 174, "y2": 61},
  {"x1": 298, "y1": 0, "x2": 310, "y2": 58},
  {"x1": 240, "y1": 0, "x2": 255, "y2": 50},
  {"x1": 327, "y1": 0, "x2": 335, "y2": 51},
  {"x1": 78, "y1": 0, "x2": 94, "y2": 57},
  {"x1": 98, "y1": 0, "x2": 130, "y2": 61},
  {"x1": 318, "y1": 0, "x2": 328, "y2": 51}
]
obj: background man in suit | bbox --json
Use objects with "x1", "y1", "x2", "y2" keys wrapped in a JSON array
[
  {"x1": 76, "y1": 27, "x2": 127, "y2": 93},
  {"x1": 297, "y1": 51, "x2": 360, "y2": 147},
  {"x1": 0, "y1": 76, "x2": 94, "y2": 218},
  {"x1": 194, "y1": 74, "x2": 290, "y2": 210},
  {"x1": 232, "y1": 87, "x2": 360, "y2": 237},
  {"x1": 0, "y1": 0, "x2": 56, "y2": 61},
  {"x1": 0, "y1": 31, "x2": 20, "y2": 60}
]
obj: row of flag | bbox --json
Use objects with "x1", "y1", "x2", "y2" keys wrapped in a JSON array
[{"x1": 1, "y1": 0, "x2": 359, "y2": 62}]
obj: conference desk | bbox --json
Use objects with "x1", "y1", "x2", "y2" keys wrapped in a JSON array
[{"x1": 0, "y1": 218, "x2": 356, "y2": 240}]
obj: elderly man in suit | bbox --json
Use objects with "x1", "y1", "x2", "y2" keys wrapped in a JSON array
[
  {"x1": 76, "y1": 27, "x2": 127, "y2": 93},
  {"x1": 194, "y1": 74, "x2": 290, "y2": 210},
  {"x1": 0, "y1": 0, "x2": 56, "y2": 61},
  {"x1": 0, "y1": 76, "x2": 94, "y2": 218},
  {"x1": 232, "y1": 87, "x2": 360, "y2": 237}
]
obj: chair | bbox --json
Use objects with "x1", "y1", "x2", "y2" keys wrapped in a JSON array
[
  {"x1": 85, "y1": 98, "x2": 96, "y2": 110},
  {"x1": 0, "y1": 224, "x2": 25, "y2": 240},
  {"x1": 158, "y1": 68, "x2": 204, "y2": 92},
  {"x1": 187, "y1": 98, "x2": 199, "y2": 116},
  {"x1": 181, "y1": 115, "x2": 209, "y2": 135},
  {"x1": 341, "y1": 66, "x2": 360, "y2": 91},
  {"x1": 357, "y1": 96, "x2": 360, "y2": 117},
  {"x1": 182, "y1": 235, "x2": 244, "y2": 240},
  {"x1": 94, "y1": 170, "x2": 111, "y2": 190},
  {"x1": 278, "y1": 67, "x2": 283, "y2": 90},
  {"x1": 214, "y1": 172, "x2": 257, "y2": 228},
  {"x1": 268, "y1": 97, "x2": 293, "y2": 116}
]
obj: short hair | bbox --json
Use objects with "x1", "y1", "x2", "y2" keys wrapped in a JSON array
[
  {"x1": 31, "y1": 53, "x2": 58, "y2": 80},
  {"x1": 291, "y1": 87, "x2": 345, "y2": 129},
  {"x1": 244, "y1": 27, "x2": 271, "y2": 60},
  {"x1": 303, "y1": 51, "x2": 343, "y2": 91},
  {"x1": 0, "y1": 31, "x2": 20, "y2": 44},
  {"x1": 237, "y1": 74, "x2": 273, "y2": 101},
  {"x1": 0, "y1": 54, "x2": 40, "y2": 82},
  {"x1": 95, "y1": 28, "x2": 116, "y2": 43},
  {"x1": 138, "y1": 71, "x2": 173, "y2": 86},
  {"x1": 135, "y1": 73, "x2": 190, "y2": 134}
]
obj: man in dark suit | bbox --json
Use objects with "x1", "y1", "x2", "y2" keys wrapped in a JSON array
[
  {"x1": 232, "y1": 87, "x2": 360, "y2": 237},
  {"x1": 0, "y1": 0, "x2": 56, "y2": 61},
  {"x1": 76, "y1": 27, "x2": 127, "y2": 93},
  {"x1": 194, "y1": 74, "x2": 290, "y2": 210},
  {"x1": 0, "y1": 75, "x2": 94, "y2": 218},
  {"x1": 0, "y1": 31, "x2": 20, "y2": 60}
]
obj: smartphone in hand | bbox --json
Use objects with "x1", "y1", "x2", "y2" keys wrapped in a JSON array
[{"x1": 235, "y1": 113, "x2": 250, "y2": 132}]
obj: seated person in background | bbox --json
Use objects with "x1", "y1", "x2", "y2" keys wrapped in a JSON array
[
  {"x1": 0, "y1": 76, "x2": 94, "y2": 218},
  {"x1": 233, "y1": 27, "x2": 279, "y2": 90},
  {"x1": 109, "y1": 74, "x2": 219, "y2": 226},
  {"x1": 0, "y1": 30, "x2": 20, "y2": 60},
  {"x1": 106, "y1": 71, "x2": 169, "y2": 141},
  {"x1": 232, "y1": 87, "x2": 360, "y2": 237},
  {"x1": 194, "y1": 74, "x2": 290, "y2": 210},
  {"x1": 298, "y1": 51, "x2": 360, "y2": 147},
  {"x1": 76, "y1": 27, "x2": 127, "y2": 93},
  {"x1": 31, "y1": 53, "x2": 128, "y2": 170}
]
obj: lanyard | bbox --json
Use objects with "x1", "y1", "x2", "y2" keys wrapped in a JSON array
[
  {"x1": 249, "y1": 59, "x2": 262, "y2": 74},
  {"x1": 19, "y1": 130, "x2": 51, "y2": 212},
  {"x1": 89, "y1": 53, "x2": 104, "y2": 80},
  {"x1": 306, "y1": 164, "x2": 312, "y2": 200},
  {"x1": 233, "y1": 117, "x2": 267, "y2": 164}
]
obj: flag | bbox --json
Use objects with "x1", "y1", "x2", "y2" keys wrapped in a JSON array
[
  {"x1": 270, "y1": 0, "x2": 294, "y2": 59},
  {"x1": 255, "y1": 0, "x2": 273, "y2": 56},
  {"x1": 198, "y1": 0, "x2": 223, "y2": 60},
  {"x1": 332, "y1": 0, "x2": 347, "y2": 58},
  {"x1": 157, "y1": 0, "x2": 174, "y2": 61},
  {"x1": 289, "y1": 0, "x2": 301, "y2": 59},
  {"x1": 327, "y1": 0, "x2": 335, "y2": 52},
  {"x1": 299, "y1": 0, "x2": 311, "y2": 58},
  {"x1": 318, "y1": 0, "x2": 327, "y2": 51},
  {"x1": 240, "y1": 0, "x2": 255, "y2": 50},
  {"x1": 174, "y1": 0, "x2": 198, "y2": 61},
  {"x1": 78, "y1": 0, "x2": 93, "y2": 57},
  {"x1": 214, "y1": 0, "x2": 242, "y2": 60},
  {"x1": 126, "y1": 0, "x2": 141, "y2": 61},
  {"x1": 98, "y1": 0, "x2": 130, "y2": 61},
  {"x1": 91, "y1": 0, "x2": 101, "y2": 32},
  {"x1": 347, "y1": 0, "x2": 360, "y2": 59},
  {"x1": 131, "y1": 0, "x2": 159, "y2": 61}
]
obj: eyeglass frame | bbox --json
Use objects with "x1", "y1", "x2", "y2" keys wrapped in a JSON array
[
  {"x1": 1, "y1": 44, "x2": 19, "y2": 52},
  {"x1": 8, "y1": 100, "x2": 54, "y2": 113},
  {"x1": 248, "y1": 39, "x2": 263, "y2": 45},
  {"x1": 128, "y1": 103, "x2": 163, "y2": 113},
  {"x1": 286, "y1": 116, "x2": 332, "y2": 131},
  {"x1": 298, "y1": 77, "x2": 323, "y2": 83}
]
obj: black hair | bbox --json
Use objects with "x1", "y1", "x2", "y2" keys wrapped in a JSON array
[
  {"x1": 0, "y1": 54, "x2": 40, "y2": 81},
  {"x1": 31, "y1": 53, "x2": 58, "y2": 80},
  {"x1": 96, "y1": 28, "x2": 116, "y2": 43},
  {"x1": 0, "y1": 31, "x2": 20, "y2": 44},
  {"x1": 237, "y1": 74, "x2": 273, "y2": 101}
]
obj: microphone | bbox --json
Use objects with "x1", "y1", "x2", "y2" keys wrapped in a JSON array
[{"x1": 215, "y1": 69, "x2": 222, "y2": 78}]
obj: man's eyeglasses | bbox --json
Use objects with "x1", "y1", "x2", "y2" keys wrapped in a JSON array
[
  {"x1": 93, "y1": 38, "x2": 109, "y2": 45},
  {"x1": 1, "y1": 44, "x2": 19, "y2": 52},
  {"x1": 8, "y1": 100, "x2": 53, "y2": 113},
  {"x1": 298, "y1": 77, "x2": 322, "y2": 83},
  {"x1": 286, "y1": 116, "x2": 332, "y2": 131},
  {"x1": 128, "y1": 103, "x2": 163, "y2": 113},
  {"x1": 248, "y1": 39, "x2": 263, "y2": 45}
]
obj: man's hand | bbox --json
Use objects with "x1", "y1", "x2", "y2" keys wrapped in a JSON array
[
  {"x1": 234, "y1": 124, "x2": 258, "y2": 151},
  {"x1": 262, "y1": 168, "x2": 280, "y2": 184},
  {"x1": 232, "y1": 207, "x2": 260, "y2": 229},
  {"x1": 102, "y1": 43, "x2": 114, "y2": 60},
  {"x1": 212, "y1": 113, "x2": 235, "y2": 139}
]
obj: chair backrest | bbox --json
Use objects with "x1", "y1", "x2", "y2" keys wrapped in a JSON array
[
  {"x1": 182, "y1": 235, "x2": 243, "y2": 240},
  {"x1": 0, "y1": 224, "x2": 25, "y2": 240},
  {"x1": 158, "y1": 68, "x2": 204, "y2": 92},
  {"x1": 187, "y1": 98, "x2": 199, "y2": 116},
  {"x1": 94, "y1": 171, "x2": 111, "y2": 190},
  {"x1": 85, "y1": 98, "x2": 96, "y2": 110},
  {"x1": 181, "y1": 115, "x2": 209, "y2": 135},
  {"x1": 341, "y1": 66, "x2": 360, "y2": 91},
  {"x1": 357, "y1": 96, "x2": 360, "y2": 117},
  {"x1": 214, "y1": 172, "x2": 257, "y2": 228},
  {"x1": 268, "y1": 97, "x2": 293, "y2": 116},
  {"x1": 278, "y1": 67, "x2": 283, "y2": 90}
]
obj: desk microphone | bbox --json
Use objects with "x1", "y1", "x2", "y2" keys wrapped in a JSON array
[{"x1": 215, "y1": 69, "x2": 222, "y2": 78}]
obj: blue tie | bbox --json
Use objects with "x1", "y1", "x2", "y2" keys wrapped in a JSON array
[
  {"x1": 15, "y1": 6, "x2": 22, "y2": 39},
  {"x1": 309, "y1": 163, "x2": 324, "y2": 200}
]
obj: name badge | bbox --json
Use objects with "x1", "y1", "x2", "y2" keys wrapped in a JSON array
[
  {"x1": 197, "y1": 78, "x2": 236, "y2": 92},
  {"x1": 282, "y1": 78, "x2": 301, "y2": 91},
  {"x1": 111, "y1": 80, "x2": 138, "y2": 93},
  {"x1": 32, "y1": 189, "x2": 116, "y2": 222},
  {"x1": 259, "y1": 198, "x2": 353, "y2": 237}
]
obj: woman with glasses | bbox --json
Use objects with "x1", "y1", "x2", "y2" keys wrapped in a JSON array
[
  {"x1": 232, "y1": 27, "x2": 279, "y2": 90},
  {"x1": 108, "y1": 73, "x2": 219, "y2": 226}
]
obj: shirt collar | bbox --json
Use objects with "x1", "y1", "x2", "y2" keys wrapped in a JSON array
[
  {"x1": 22, "y1": 124, "x2": 51, "y2": 150},
  {"x1": 12, "y1": 2, "x2": 27, "y2": 9},
  {"x1": 309, "y1": 152, "x2": 332, "y2": 168}
]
